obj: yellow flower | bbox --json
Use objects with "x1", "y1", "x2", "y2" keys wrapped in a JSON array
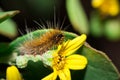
[
  {"x1": 42, "y1": 34, "x2": 87, "y2": 80},
  {"x1": 6, "y1": 66, "x2": 22, "y2": 80},
  {"x1": 92, "y1": 0, "x2": 119, "y2": 16}
]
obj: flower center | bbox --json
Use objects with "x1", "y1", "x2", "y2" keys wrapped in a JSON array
[{"x1": 53, "y1": 54, "x2": 66, "y2": 71}]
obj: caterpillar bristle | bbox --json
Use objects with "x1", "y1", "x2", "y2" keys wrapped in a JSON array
[{"x1": 18, "y1": 29, "x2": 64, "y2": 55}]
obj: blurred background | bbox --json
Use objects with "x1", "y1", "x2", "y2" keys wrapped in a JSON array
[{"x1": 0, "y1": 0, "x2": 120, "y2": 72}]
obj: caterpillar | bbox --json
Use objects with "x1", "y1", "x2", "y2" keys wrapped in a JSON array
[{"x1": 18, "y1": 29, "x2": 64, "y2": 55}]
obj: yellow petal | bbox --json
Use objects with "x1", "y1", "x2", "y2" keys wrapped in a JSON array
[
  {"x1": 63, "y1": 34, "x2": 87, "y2": 56},
  {"x1": 92, "y1": 0, "x2": 104, "y2": 8},
  {"x1": 58, "y1": 68, "x2": 71, "y2": 80},
  {"x1": 6, "y1": 66, "x2": 22, "y2": 80},
  {"x1": 66, "y1": 54, "x2": 87, "y2": 70},
  {"x1": 42, "y1": 72, "x2": 57, "y2": 80},
  {"x1": 109, "y1": 1, "x2": 119, "y2": 16}
]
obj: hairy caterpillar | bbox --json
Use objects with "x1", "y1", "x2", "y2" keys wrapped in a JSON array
[{"x1": 18, "y1": 29, "x2": 64, "y2": 55}]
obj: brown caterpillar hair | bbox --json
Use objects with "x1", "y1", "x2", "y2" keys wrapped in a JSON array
[{"x1": 18, "y1": 29, "x2": 64, "y2": 55}]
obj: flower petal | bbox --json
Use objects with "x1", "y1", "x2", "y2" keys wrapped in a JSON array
[
  {"x1": 42, "y1": 72, "x2": 57, "y2": 80},
  {"x1": 6, "y1": 66, "x2": 22, "y2": 80},
  {"x1": 108, "y1": 0, "x2": 119, "y2": 16},
  {"x1": 58, "y1": 68, "x2": 71, "y2": 80},
  {"x1": 66, "y1": 54, "x2": 87, "y2": 70},
  {"x1": 63, "y1": 34, "x2": 87, "y2": 56},
  {"x1": 92, "y1": 0, "x2": 104, "y2": 8}
]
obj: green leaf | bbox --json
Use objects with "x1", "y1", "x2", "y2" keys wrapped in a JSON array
[
  {"x1": 0, "y1": 43, "x2": 15, "y2": 63},
  {"x1": 0, "y1": 43, "x2": 11, "y2": 63},
  {"x1": 0, "y1": 19, "x2": 18, "y2": 39},
  {"x1": 21, "y1": 61, "x2": 52, "y2": 80},
  {"x1": 66, "y1": 0, "x2": 89, "y2": 34},
  {"x1": 90, "y1": 12, "x2": 103, "y2": 37},
  {"x1": 104, "y1": 19, "x2": 120, "y2": 41},
  {"x1": 0, "y1": 43, "x2": 9, "y2": 54},
  {"x1": 73, "y1": 44, "x2": 120, "y2": 80},
  {"x1": 0, "y1": 10, "x2": 19, "y2": 39},
  {"x1": 6, "y1": 29, "x2": 120, "y2": 80},
  {"x1": 0, "y1": 10, "x2": 20, "y2": 23}
]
